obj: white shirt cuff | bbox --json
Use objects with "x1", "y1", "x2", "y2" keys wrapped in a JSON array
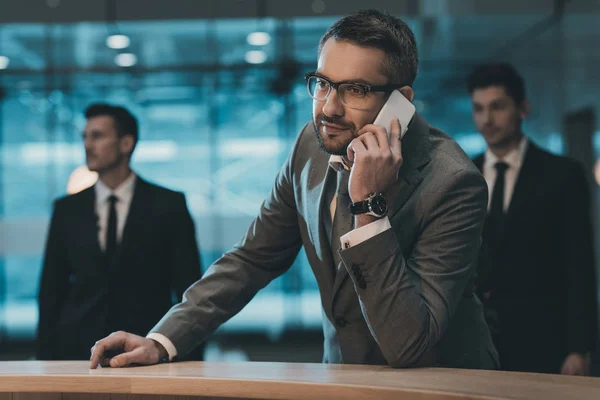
[
  {"x1": 340, "y1": 217, "x2": 391, "y2": 248},
  {"x1": 147, "y1": 332, "x2": 178, "y2": 361}
]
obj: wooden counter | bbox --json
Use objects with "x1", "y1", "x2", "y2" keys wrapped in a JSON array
[{"x1": 0, "y1": 361, "x2": 598, "y2": 400}]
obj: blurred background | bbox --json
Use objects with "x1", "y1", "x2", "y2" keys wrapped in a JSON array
[{"x1": 0, "y1": 0, "x2": 599, "y2": 365}]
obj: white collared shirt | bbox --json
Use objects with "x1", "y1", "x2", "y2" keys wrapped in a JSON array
[
  {"x1": 328, "y1": 155, "x2": 391, "y2": 248},
  {"x1": 94, "y1": 172, "x2": 137, "y2": 250},
  {"x1": 482, "y1": 137, "x2": 528, "y2": 212}
]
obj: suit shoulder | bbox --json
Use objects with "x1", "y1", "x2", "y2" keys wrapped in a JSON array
[
  {"x1": 138, "y1": 179, "x2": 185, "y2": 200},
  {"x1": 294, "y1": 121, "x2": 321, "y2": 162},
  {"x1": 428, "y1": 126, "x2": 481, "y2": 176},
  {"x1": 283, "y1": 121, "x2": 329, "y2": 177},
  {"x1": 532, "y1": 145, "x2": 585, "y2": 176},
  {"x1": 53, "y1": 186, "x2": 93, "y2": 208},
  {"x1": 539, "y1": 147, "x2": 580, "y2": 166}
]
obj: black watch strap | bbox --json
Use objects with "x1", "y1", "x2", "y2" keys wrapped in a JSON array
[{"x1": 349, "y1": 198, "x2": 370, "y2": 215}]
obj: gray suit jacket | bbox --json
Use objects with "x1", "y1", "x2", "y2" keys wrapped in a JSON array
[{"x1": 152, "y1": 113, "x2": 499, "y2": 369}]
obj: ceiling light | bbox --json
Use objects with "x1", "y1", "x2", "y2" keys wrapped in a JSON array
[
  {"x1": 0, "y1": 56, "x2": 9, "y2": 70},
  {"x1": 106, "y1": 34, "x2": 130, "y2": 49},
  {"x1": 244, "y1": 50, "x2": 267, "y2": 64},
  {"x1": 115, "y1": 53, "x2": 137, "y2": 67},
  {"x1": 247, "y1": 32, "x2": 271, "y2": 46}
]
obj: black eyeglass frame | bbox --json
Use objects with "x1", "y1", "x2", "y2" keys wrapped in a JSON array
[{"x1": 305, "y1": 72, "x2": 408, "y2": 102}]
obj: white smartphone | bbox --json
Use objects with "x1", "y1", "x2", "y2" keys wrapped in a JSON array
[{"x1": 373, "y1": 89, "x2": 416, "y2": 139}]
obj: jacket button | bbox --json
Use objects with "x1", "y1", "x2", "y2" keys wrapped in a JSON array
[{"x1": 335, "y1": 317, "x2": 348, "y2": 328}]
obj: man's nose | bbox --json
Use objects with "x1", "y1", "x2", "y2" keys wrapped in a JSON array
[{"x1": 322, "y1": 88, "x2": 344, "y2": 117}]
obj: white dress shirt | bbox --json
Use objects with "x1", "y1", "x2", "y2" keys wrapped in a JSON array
[
  {"x1": 148, "y1": 156, "x2": 391, "y2": 361},
  {"x1": 94, "y1": 172, "x2": 137, "y2": 250},
  {"x1": 482, "y1": 137, "x2": 528, "y2": 212}
]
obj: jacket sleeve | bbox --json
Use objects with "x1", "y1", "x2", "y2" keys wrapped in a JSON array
[
  {"x1": 339, "y1": 168, "x2": 488, "y2": 368},
  {"x1": 149, "y1": 141, "x2": 304, "y2": 358}
]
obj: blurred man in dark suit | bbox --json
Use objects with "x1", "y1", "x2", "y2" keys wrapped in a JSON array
[
  {"x1": 36, "y1": 103, "x2": 203, "y2": 360},
  {"x1": 469, "y1": 63, "x2": 598, "y2": 374}
]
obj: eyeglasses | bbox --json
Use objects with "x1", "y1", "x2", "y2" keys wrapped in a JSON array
[{"x1": 305, "y1": 73, "x2": 406, "y2": 110}]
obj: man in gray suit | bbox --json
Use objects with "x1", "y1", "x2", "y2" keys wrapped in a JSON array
[{"x1": 90, "y1": 9, "x2": 498, "y2": 370}]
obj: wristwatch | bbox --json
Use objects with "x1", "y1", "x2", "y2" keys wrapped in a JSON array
[{"x1": 349, "y1": 193, "x2": 388, "y2": 218}]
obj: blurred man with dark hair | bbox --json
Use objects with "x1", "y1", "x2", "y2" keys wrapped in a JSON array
[
  {"x1": 468, "y1": 62, "x2": 598, "y2": 374},
  {"x1": 37, "y1": 103, "x2": 203, "y2": 360},
  {"x1": 90, "y1": 10, "x2": 498, "y2": 370}
]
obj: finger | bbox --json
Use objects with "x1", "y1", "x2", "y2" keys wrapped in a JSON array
[
  {"x1": 100, "y1": 357, "x2": 113, "y2": 368},
  {"x1": 357, "y1": 123, "x2": 387, "y2": 138},
  {"x1": 359, "y1": 132, "x2": 379, "y2": 151},
  {"x1": 368, "y1": 128, "x2": 392, "y2": 160},
  {"x1": 110, "y1": 347, "x2": 147, "y2": 368},
  {"x1": 347, "y1": 138, "x2": 367, "y2": 162},
  {"x1": 89, "y1": 333, "x2": 127, "y2": 369},
  {"x1": 89, "y1": 342, "x2": 105, "y2": 369},
  {"x1": 389, "y1": 118, "x2": 402, "y2": 158},
  {"x1": 346, "y1": 141, "x2": 355, "y2": 162},
  {"x1": 371, "y1": 125, "x2": 389, "y2": 150},
  {"x1": 560, "y1": 359, "x2": 569, "y2": 375},
  {"x1": 561, "y1": 361, "x2": 575, "y2": 375}
]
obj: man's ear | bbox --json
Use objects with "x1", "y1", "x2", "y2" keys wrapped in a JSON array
[
  {"x1": 120, "y1": 134, "x2": 135, "y2": 154},
  {"x1": 399, "y1": 86, "x2": 414, "y2": 102}
]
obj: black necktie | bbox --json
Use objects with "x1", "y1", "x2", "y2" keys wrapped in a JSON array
[
  {"x1": 479, "y1": 161, "x2": 509, "y2": 336},
  {"x1": 330, "y1": 169, "x2": 352, "y2": 269},
  {"x1": 488, "y1": 161, "x2": 509, "y2": 246},
  {"x1": 105, "y1": 194, "x2": 118, "y2": 264}
]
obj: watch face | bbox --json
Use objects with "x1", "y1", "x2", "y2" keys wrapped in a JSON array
[{"x1": 370, "y1": 195, "x2": 388, "y2": 216}]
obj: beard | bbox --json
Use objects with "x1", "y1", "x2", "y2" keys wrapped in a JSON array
[{"x1": 312, "y1": 113, "x2": 356, "y2": 156}]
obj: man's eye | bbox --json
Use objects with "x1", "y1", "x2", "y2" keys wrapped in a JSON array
[
  {"x1": 315, "y1": 79, "x2": 328, "y2": 89},
  {"x1": 344, "y1": 85, "x2": 366, "y2": 96}
]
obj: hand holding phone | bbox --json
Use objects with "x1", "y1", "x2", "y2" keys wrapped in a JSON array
[
  {"x1": 373, "y1": 89, "x2": 416, "y2": 139},
  {"x1": 347, "y1": 90, "x2": 410, "y2": 209}
]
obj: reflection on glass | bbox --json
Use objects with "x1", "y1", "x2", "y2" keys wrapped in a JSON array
[{"x1": 0, "y1": 13, "x2": 596, "y2": 349}]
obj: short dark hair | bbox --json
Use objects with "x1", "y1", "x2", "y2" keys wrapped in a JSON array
[
  {"x1": 467, "y1": 62, "x2": 526, "y2": 105},
  {"x1": 84, "y1": 103, "x2": 139, "y2": 152},
  {"x1": 319, "y1": 9, "x2": 419, "y2": 86}
]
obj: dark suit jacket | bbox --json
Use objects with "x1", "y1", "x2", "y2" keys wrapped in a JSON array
[
  {"x1": 36, "y1": 177, "x2": 203, "y2": 360},
  {"x1": 151, "y1": 114, "x2": 499, "y2": 369},
  {"x1": 474, "y1": 142, "x2": 598, "y2": 373}
]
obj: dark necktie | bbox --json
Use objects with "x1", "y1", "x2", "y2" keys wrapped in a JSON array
[
  {"x1": 105, "y1": 194, "x2": 118, "y2": 264},
  {"x1": 479, "y1": 161, "x2": 509, "y2": 336},
  {"x1": 330, "y1": 169, "x2": 352, "y2": 270},
  {"x1": 487, "y1": 161, "x2": 509, "y2": 248}
]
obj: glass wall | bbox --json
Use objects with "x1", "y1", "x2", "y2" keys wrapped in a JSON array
[{"x1": 0, "y1": 5, "x2": 598, "y2": 359}]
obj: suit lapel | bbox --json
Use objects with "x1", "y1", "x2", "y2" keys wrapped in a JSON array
[
  {"x1": 387, "y1": 113, "x2": 432, "y2": 217},
  {"x1": 306, "y1": 155, "x2": 337, "y2": 300},
  {"x1": 80, "y1": 186, "x2": 104, "y2": 259},
  {"x1": 473, "y1": 154, "x2": 484, "y2": 172},
  {"x1": 330, "y1": 113, "x2": 432, "y2": 304},
  {"x1": 506, "y1": 142, "x2": 540, "y2": 218},
  {"x1": 113, "y1": 177, "x2": 147, "y2": 269}
]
